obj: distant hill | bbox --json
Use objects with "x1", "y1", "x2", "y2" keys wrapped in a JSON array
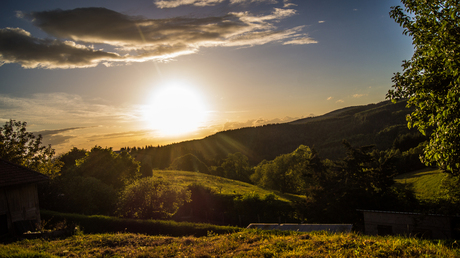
[{"x1": 133, "y1": 100, "x2": 419, "y2": 168}]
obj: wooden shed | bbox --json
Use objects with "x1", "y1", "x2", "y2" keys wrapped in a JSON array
[
  {"x1": 360, "y1": 210, "x2": 460, "y2": 239},
  {"x1": 0, "y1": 159, "x2": 48, "y2": 236}
]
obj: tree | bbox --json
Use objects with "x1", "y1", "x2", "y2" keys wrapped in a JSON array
[
  {"x1": 74, "y1": 146, "x2": 140, "y2": 189},
  {"x1": 306, "y1": 141, "x2": 401, "y2": 223},
  {"x1": 0, "y1": 119, "x2": 62, "y2": 178},
  {"x1": 251, "y1": 145, "x2": 320, "y2": 194},
  {"x1": 116, "y1": 177, "x2": 191, "y2": 219},
  {"x1": 387, "y1": 1, "x2": 460, "y2": 175},
  {"x1": 58, "y1": 147, "x2": 87, "y2": 175},
  {"x1": 221, "y1": 152, "x2": 252, "y2": 182},
  {"x1": 169, "y1": 153, "x2": 209, "y2": 174}
]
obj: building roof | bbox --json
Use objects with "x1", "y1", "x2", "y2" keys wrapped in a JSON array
[
  {"x1": 247, "y1": 223, "x2": 353, "y2": 233},
  {"x1": 358, "y1": 209, "x2": 459, "y2": 217},
  {"x1": 0, "y1": 159, "x2": 49, "y2": 187}
]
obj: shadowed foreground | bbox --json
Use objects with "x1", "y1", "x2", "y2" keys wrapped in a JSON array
[{"x1": 1, "y1": 230, "x2": 459, "y2": 257}]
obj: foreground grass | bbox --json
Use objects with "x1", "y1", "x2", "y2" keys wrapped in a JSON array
[
  {"x1": 1, "y1": 230, "x2": 459, "y2": 258},
  {"x1": 152, "y1": 170, "x2": 304, "y2": 202},
  {"x1": 395, "y1": 168, "x2": 449, "y2": 201}
]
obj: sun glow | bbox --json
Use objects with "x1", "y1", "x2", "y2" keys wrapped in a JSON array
[{"x1": 143, "y1": 83, "x2": 208, "y2": 136}]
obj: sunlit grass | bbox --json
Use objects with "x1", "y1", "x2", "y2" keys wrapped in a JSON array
[
  {"x1": 395, "y1": 168, "x2": 449, "y2": 201},
  {"x1": 1, "y1": 230, "x2": 458, "y2": 257},
  {"x1": 151, "y1": 170, "x2": 304, "y2": 202}
]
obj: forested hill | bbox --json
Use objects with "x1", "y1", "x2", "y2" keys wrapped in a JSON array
[{"x1": 132, "y1": 100, "x2": 421, "y2": 168}]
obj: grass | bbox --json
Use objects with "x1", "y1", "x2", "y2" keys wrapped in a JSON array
[
  {"x1": 1, "y1": 230, "x2": 459, "y2": 257},
  {"x1": 151, "y1": 170, "x2": 304, "y2": 202},
  {"x1": 40, "y1": 210, "x2": 240, "y2": 237},
  {"x1": 394, "y1": 167, "x2": 449, "y2": 201}
]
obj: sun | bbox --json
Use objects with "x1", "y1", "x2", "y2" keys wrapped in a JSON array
[{"x1": 143, "y1": 83, "x2": 208, "y2": 136}]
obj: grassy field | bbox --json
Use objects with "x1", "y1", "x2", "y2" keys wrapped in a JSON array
[
  {"x1": 2, "y1": 230, "x2": 459, "y2": 257},
  {"x1": 151, "y1": 170, "x2": 304, "y2": 202},
  {"x1": 394, "y1": 168, "x2": 449, "y2": 201}
]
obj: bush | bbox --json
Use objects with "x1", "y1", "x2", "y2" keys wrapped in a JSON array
[
  {"x1": 117, "y1": 177, "x2": 191, "y2": 220},
  {"x1": 40, "y1": 176, "x2": 117, "y2": 215}
]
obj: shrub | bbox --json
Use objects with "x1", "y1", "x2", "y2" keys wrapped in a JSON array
[{"x1": 117, "y1": 177, "x2": 191, "y2": 220}]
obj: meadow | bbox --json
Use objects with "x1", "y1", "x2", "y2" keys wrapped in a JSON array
[
  {"x1": 394, "y1": 168, "x2": 449, "y2": 201},
  {"x1": 2, "y1": 229, "x2": 459, "y2": 257},
  {"x1": 151, "y1": 169, "x2": 304, "y2": 202}
]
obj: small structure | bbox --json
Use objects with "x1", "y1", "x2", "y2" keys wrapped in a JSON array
[
  {"x1": 247, "y1": 223, "x2": 353, "y2": 233},
  {"x1": 360, "y1": 210, "x2": 460, "y2": 239},
  {"x1": 0, "y1": 159, "x2": 48, "y2": 236}
]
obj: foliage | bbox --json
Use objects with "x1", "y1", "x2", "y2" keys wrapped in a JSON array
[
  {"x1": 2, "y1": 229, "x2": 459, "y2": 257},
  {"x1": 233, "y1": 192, "x2": 291, "y2": 224},
  {"x1": 0, "y1": 119, "x2": 62, "y2": 178},
  {"x1": 58, "y1": 147, "x2": 87, "y2": 174},
  {"x1": 74, "y1": 146, "x2": 140, "y2": 189},
  {"x1": 251, "y1": 145, "x2": 322, "y2": 194},
  {"x1": 44, "y1": 176, "x2": 118, "y2": 215},
  {"x1": 387, "y1": 1, "x2": 460, "y2": 175},
  {"x1": 306, "y1": 142, "x2": 402, "y2": 223},
  {"x1": 117, "y1": 177, "x2": 191, "y2": 220},
  {"x1": 175, "y1": 183, "x2": 235, "y2": 224},
  {"x1": 169, "y1": 153, "x2": 209, "y2": 174},
  {"x1": 220, "y1": 152, "x2": 252, "y2": 182},
  {"x1": 139, "y1": 161, "x2": 153, "y2": 177}
]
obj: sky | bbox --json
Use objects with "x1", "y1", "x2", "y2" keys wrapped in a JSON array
[{"x1": 0, "y1": 0, "x2": 414, "y2": 154}]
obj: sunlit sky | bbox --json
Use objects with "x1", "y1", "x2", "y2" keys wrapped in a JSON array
[{"x1": 0, "y1": 0, "x2": 413, "y2": 154}]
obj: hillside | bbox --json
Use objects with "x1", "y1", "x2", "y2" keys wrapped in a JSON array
[
  {"x1": 132, "y1": 100, "x2": 419, "y2": 168},
  {"x1": 395, "y1": 168, "x2": 448, "y2": 201},
  {"x1": 151, "y1": 170, "x2": 303, "y2": 203}
]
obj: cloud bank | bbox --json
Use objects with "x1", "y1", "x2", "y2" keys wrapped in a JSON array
[
  {"x1": 0, "y1": 6, "x2": 316, "y2": 69},
  {"x1": 154, "y1": 0, "x2": 277, "y2": 8}
]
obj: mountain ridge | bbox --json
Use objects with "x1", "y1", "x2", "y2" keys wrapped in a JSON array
[{"x1": 132, "y1": 100, "x2": 417, "y2": 169}]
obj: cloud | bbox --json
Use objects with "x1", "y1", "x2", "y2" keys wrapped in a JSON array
[
  {"x1": 0, "y1": 93, "x2": 141, "y2": 125},
  {"x1": 283, "y1": 36, "x2": 318, "y2": 45},
  {"x1": 318, "y1": 21, "x2": 325, "y2": 23},
  {"x1": 0, "y1": 28, "x2": 122, "y2": 69},
  {"x1": 33, "y1": 127, "x2": 87, "y2": 146},
  {"x1": 154, "y1": 0, "x2": 277, "y2": 8},
  {"x1": 0, "y1": 7, "x2": 316, "y2": 69},
  {"x1": 327, "y1": 97, "x2": 333, "y2": 101},
  {"x1": 87, "y1": 130, "x2": 153, "y2": 141},
  {"x1": 336, "y1": 99, "x2": 344, "y2": 103},
  {"x1": 353, "y1": 94, "x2": 367, "y2": 98},
  {"x1": 229, "y1": 0, "x2": 277, "y2": 4},
  {"x1": 283, "y1": 0, "x2": 296, "y2": 8},
  {"x1": 222, "y1": 116, "x2": 301, "y2": 130},
  {"x1": 155, "y1": 0, "x2": 225, "y2": 8}
]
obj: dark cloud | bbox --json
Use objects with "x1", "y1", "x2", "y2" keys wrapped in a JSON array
[
  {"x1": 35, "y1": 127, "x2": 87, "y2": 137},
  {"x1": 0, "y1": 6, "x2": 315, "y2": 69},
  {"x1": 33, "y1": 127, "x2": 87, "y2": 146},
  {"x1": 0, "y1": 28, "x2": 121, "y2": 68}
]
